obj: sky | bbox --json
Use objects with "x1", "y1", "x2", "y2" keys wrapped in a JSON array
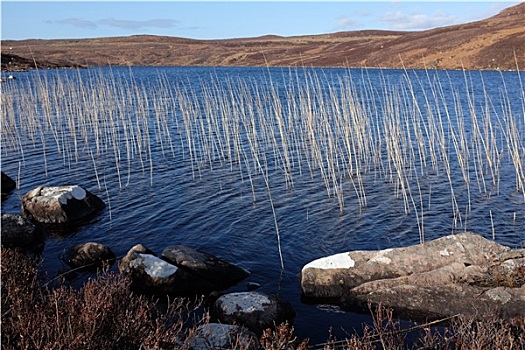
[{"x1": 1, "y1": 1, "x2": 521, "y2": 41}]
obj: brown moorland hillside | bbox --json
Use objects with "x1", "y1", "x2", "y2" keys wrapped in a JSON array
[{"x1": 2, "y1": 3, "x2": 524, "y2": 71}]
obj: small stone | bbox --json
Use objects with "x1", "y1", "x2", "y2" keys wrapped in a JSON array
[
  {"x1": 118, "y1": 244, "x2": 156, "y2": 275},
  {"x1": 62, "y1": 242, "x2": 116, "y2": 272},
  {"x1": 130, "y1": 253, "x2": 178, "y2": 278},
  {"x1": 1, "y1": 213, "x2": 44, "y2": 253},
  {"x1": 213, "y1": 291, "x2": 296, "y2": 335},
  {"x1": 188, "y1": 323, "x2": 260, "y2": 350},
  {"x1": 119, "y1": 245, "x2": 179, "y2": 295}
]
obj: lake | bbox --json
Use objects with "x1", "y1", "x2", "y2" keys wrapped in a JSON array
[{"x1": 1, "y1": 66, "x2": 524, "y2": 344}]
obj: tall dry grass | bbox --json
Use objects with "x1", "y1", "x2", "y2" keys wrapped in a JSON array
[{"x1": 1, "y1": 67, "x2": 523, "y2": 247}]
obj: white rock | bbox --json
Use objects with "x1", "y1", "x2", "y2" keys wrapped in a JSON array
[
  {"x1": 131, "y1": 253, "x2": 178, "y2": 278},
  {"x1": 219, "y1": 292, "x2": 271, "y2": 315},
  {"x1": 190, "y1": 323, "x2": 258, "y2": 350},
  {"x1": 303, "y1": 252, "x2": 355, "y2": 270},
  {"x1": 40, "y1": 185, "x2": 87, "y2": 205},
  {"x1": 71, "y1": 185, "x2": 86, "y2": 200}
]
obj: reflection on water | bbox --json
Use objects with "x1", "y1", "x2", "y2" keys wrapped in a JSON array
[{"x1": 1, "y1": 66, "x2": 524, "y2": 343}]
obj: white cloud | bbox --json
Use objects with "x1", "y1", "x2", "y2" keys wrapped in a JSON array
[
  {"x1": 52, "y1": 18, "x2": 179, "y2": 31},
  {"x1": 53, "y1": 18, "x2": 98, "y2": 30},
  {"x1": 335, "y1": 15, "x2": 359, "y2": 31},
  {"x1": 380, "y1": 10, "x2": 459, "y2": 30}
]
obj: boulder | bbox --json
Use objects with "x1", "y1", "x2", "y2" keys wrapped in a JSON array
[
  {"x1": 61, "y1": 242, "x2": 116, "y2": 272},
  {"x1": 21, "y1": 185, "x2": 105, "y2": 224},
  {"x1": 119, "y1": 244, "x2": 182, "y2": 295},
  {"x1": 212, "y1": 291, "x2": 296, "y2": 335},
  {"x1": 187, "y1": 323, "x2": 260, "y2": 350},
  {"x1": 1, "y1": 213, "x2": 44, "y2": 253},
  {"x1": 118, "y1": 244, "x2": 155, "y2": 276},
  {"x1": 162, "y1": 245, "x2": 250, "y2": 289},
  {"x1": 301, "y1": 232, "x2": 525, "y2": 320},
  {"x1": 1, "y1": 172, "x2": 16, "y2": 194},
  {"x1": 118, "y1": 244, "x2": 217, "y2": 296}
]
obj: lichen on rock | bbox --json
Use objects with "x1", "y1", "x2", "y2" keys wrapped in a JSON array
[
  {"x1": 21, "y1": 185, "x2": 105, "y2": 224},
  {"x1": 301, "y1": 232, "x2": 525, "y2": 320}
]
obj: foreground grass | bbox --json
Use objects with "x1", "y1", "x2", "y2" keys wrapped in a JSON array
[{"x1": 1, "y1": 247, "x2": 523, "y2": 350}]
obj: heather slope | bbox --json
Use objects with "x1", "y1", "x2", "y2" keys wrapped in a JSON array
[{"x1": 2, "y1": 3, "x2": 524, "y2": 70}]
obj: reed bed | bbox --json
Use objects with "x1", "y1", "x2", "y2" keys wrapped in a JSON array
[{"x1": 1, "y1": 67, "x2": 523, "y2": 246}]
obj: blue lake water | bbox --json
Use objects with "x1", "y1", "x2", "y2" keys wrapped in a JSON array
[{"x1": 1, "y1": 66, "x2": 524, "y2": 344}]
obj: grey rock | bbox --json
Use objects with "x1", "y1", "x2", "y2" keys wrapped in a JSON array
[
  {"x1": 118, "y1": 244, "x2": 156, "y2": 275},
  {"x1": 118, "y1": 244, "x2": 218, "y2": 297},
  {"x1": 21, "y1": 185, "x2": 105, "y2": 224},
  {"x1": 162, "y1": 245, "x2": 250, "y2": 290},
  {"x1": 301, "y1": 232, "x2": 525, "y2": 320},
  {"x1": 187, "y1": 323, "x2": 260, "y2": 350},
  {"x1": 212, "y1": 291, "x2": 296, "y2": 335},
  {"x1": 62, "y1": 242, "x2": 116, "y2": 272},
  {"x1": 119, "y1": 244, "x2": 181, "y2": 295},
  {"x1": 1, "y1": 172, "x2": 16, "y2": 194},
  {"x1": 1, "y1": 213, "x2": 44, "y2": 253}
]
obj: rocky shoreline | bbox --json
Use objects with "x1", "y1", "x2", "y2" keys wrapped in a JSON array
[
  {"x1": 302, "y1": 233, "x2": 525, "y2": 321},
  {"x1": 2, "y1": 170, "x2": 524, "y2": 343}
]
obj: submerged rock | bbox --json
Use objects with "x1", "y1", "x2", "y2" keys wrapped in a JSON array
[
  {"x1": 62, "y1": 242, "x2": 116, "y2": 272},
  {"x1": 162, "y1": 245, "x2": 250, "y2": 289},
  {"x1": 1, "y1": 213, "x2": 44, "y2": 253},
  {"x1": 212, "y1": 291, "x2": 296, "y2": 335},
  {"x1": 21, "y1": 185, "x2": 105, "y2": 224},
  {"x1": 301, "y1": 232, "x2": 525, "y2": 320},
  {"x1": 187, "y1": 323, "x2": 260, "y2": 350},
  {"x1": 1, "y1": 172, "x2": 16, "y2": 195}
]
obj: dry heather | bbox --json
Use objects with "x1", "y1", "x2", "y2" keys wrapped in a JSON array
[
  {"x1": 1, "y1": 247, "x2": 524, "y2": 350},
  {"x1": 1, "y1": 248, "x2": 199, "y2": 349},
  {"x1": 2, "y1": 3, "x2": 524, "y2": 71}
]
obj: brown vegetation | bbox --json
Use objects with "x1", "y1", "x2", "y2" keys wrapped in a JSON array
[
  {"x1": 2, "y1": 3, "x2": 524, "y2": 71},
  {"x1": 1, "y1": 247, "x2": 524, "y2": 349},
  {"x1": 0, "y1": 248, "x2": 200, "y2": 349}
]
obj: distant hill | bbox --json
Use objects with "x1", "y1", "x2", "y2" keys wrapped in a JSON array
[{"x1": 2, "y1": 3, "x2": 524, "y2": 71}]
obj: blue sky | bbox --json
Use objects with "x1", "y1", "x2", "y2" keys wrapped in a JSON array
[{"x1": 1, "y1": 1, "x2": 521, "y2": 40}]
